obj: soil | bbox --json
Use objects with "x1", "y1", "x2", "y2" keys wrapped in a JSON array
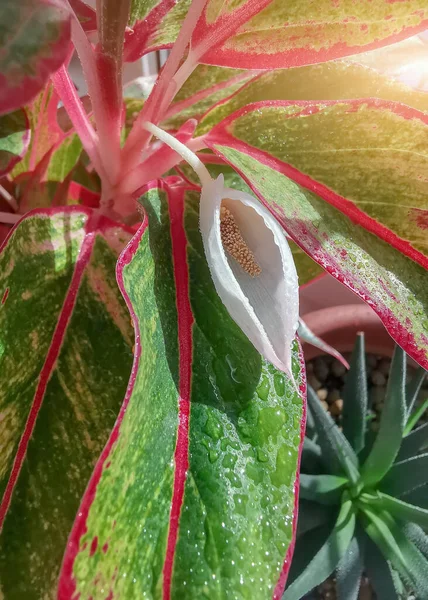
[{"x1": 304, "y1": 352, "x2": 428, "y2": 600}]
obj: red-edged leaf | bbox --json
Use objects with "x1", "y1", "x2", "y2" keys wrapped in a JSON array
[
  {"x1": 0, "y1": 0, "x2": 71, "y2": 115},
  {"x1": 69, "y1": 0, "x2": 97, "y2": 32},
  {"x1": 207, "y1": 99, "x2": 428, "y2": 265},
  {"x1": 197, "y1": 61, "x2": 428, "y2": 136},
  {"x1": 0, "y1": 109, "x2": 31, "y2": 177},
  {"x1": 190, "y1": 0, "x2": 428, "y2": 70},
  {"x1": 203, "y1": 131, "x2": 428, "y2": 369},
  {"x1": 58, "y1": 182, "x2": 306, "y2": 599},
  {"x1": 162, "y1": 64, "x2": 257, "y2": 130},
  {"x1": 124, "y1": 0, "x2": 190, "y2": 60},
  {"x1": 0, "y1": 207, "x2": 134, "y2": 599}
]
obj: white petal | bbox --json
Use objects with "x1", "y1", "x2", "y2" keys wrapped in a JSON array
[{"x1": 199, "y1": 174, "x2": 299, "y2": 377}]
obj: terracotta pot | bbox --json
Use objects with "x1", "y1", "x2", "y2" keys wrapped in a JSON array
[{"x1": 301, "y1": 304, "x2": 395, "y2": 361}]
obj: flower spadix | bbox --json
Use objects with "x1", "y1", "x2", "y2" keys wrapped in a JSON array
[{"x1": 143, "y1": 122, "x2": 299, "y2": 378}]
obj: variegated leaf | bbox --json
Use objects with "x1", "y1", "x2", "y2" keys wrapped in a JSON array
[
  {"x1": 58, "y1": 181, "x2": 306, "y2": 599},
  {"x1": 0, "y1": 208, "x2": 133, "y2": 599},
  {"x1": 0, "y1": 0, "x2": 71, "y2": 115}
]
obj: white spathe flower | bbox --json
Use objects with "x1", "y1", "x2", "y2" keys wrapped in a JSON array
[
  {"x1": 143, "y1": 122, "x2": 299, "y2": 378},
  {"x1": 199, "y1": 175, "x2": 299, "y2": 377}
]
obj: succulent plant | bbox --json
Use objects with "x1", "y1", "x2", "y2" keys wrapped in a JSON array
[{"x1": 283, "y1": 334, "x2": 428, "y2": 600}]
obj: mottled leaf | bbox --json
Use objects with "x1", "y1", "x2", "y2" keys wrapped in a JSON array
[
  {"x1": 124, "y1": 0, "x2": 190, "y2": 60},
  {"x1": 207, "y1": 100, "x2": 428, "y2": 261},
  {"x1": 0, "y1": 109, "x2": 30, "y2": 177},
  {"x1": 163, "y1": 65, "x2": 255, "y2": 130},
  {"x1": 58, "y1": 182, "x2": 306, "y2": 599},
  {"x1": 205, "y1": 118, "x2": 428, "y2": 369},
  {"x1": 0, "y1": 0, "x2": 71, "y2": 115},
  {"x1": 196, "y1": 60, "x2": 428, "y2": 135},
  {"x1": 191, "y1": 0, "x2": 428, "y2": 69},
  {"x1": 0, "y1": 207, "x2": 134, "y2": 599}
]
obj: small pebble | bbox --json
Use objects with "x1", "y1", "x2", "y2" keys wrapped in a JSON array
[
  {"x1": 331, "y1": 361, "x2": 346, "y2": 377},
  {"x1": 308, "y1": 374, "x2": 322, "y2": 391},
  {"x1": 330, "y1": 399, "x2": 343, "y2": 416},
  {"x1": 378, "y1": 358, "x2": 390, "y2": 376},
  {"x1": 321, "y1": 400, "x2": 329, "y2": 411},
  {"x1": 327, "y1": 389, "x2": 341, "y2": 405},
  {"x1": 317, "y1": 388, "x2": 328, "y2": 402},
  {"x1": 371, "y1": 370, "x2": 386, "y2": 386},
  {"x1": 366, "y1": 354, "x2": 378, "y2": 368},
  {"x1": 314, "y1": 357, "x2": 329, "y2": 382}
]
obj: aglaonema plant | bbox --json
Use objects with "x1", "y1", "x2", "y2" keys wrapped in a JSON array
[
  {"x1": 1, "y1": 0, "x2": 428, "y2": 598},
  {"x1": 287, "y1": 334, "x2": 428, "y2": 600}
]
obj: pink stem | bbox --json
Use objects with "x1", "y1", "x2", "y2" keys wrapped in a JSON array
[
  {"x1": 66, "y1": 2, "x2": 120, "y2": 182},
  {"x1": 0, "y1": 212, "x2": 20, "y2": 225},
  {"x1": 0, "y1": 184, "x2": 18, "y2": 212},
  {"x1": 122, "y1": 0, "x2": 208, "y2": 168},
  {"x1": 117, "y1": 134, "x2": 207, "y2": 198},
  {"x1": 51, "y1": 67, "x2": 109, "y2": 184}
]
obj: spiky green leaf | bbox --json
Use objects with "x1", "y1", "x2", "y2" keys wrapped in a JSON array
[
  {"x1": 307, "y1": 386, "x2": 359, "y2": 483},
  {"x1": 397, "y1": 422, "x2": 428, "y2": 462},
  {"x1": 361, "y1": 346, "x2": 407, "y2": 486},
  {"x1": 342, "y1": 333, "x2": 368, "y2": 454},
  {"x1": 364, "y1": 535, "x2": 400, "y2": 600},
  {"x1": 283, "y1": 498, "x2": 356, "y2": 600},
  {"x1": 381, "y1": 453, "x2": 428, "y2": 497},
  {"x1": 299, "y1": 474, "x2": 348, "y2": 505},
  {"x1": 336, "y1": 532, "x2": 364, "y2": 600}
]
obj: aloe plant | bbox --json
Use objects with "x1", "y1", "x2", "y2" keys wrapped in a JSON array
[{"x1": 285, "y1": 334, "x2": 428, "y2": 600}]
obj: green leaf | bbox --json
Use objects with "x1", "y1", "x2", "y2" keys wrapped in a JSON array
[
  {"x1": 363, "y1": 508, "x2": 428, "y2": 597},
  {"x1": 197, "y1": 61, "x2": 428, "y2": 136},
  {"x1": 299, "y1": 474, "x2": 348, "y2": 505},
  {"x1": 402, "y1": 485, "x2": 428, "y2": 510},
  {"x1": 403, "y1": 523, "x2": 428, "y2": 560},
  {"x1": 398, "y1": 422, "x2": 428, "y2": 461},
  {"x1": 406, "y1": 366, "x2": 427, "y2": 419},
  {"x1": 0, "y1": 208, "x2": 134, "y2": 599},
  {"x1": 381, "y1": 453, "x2": 428, "y2": 497},
  {"x1": 336, "y1": 532, "x2": 364, "y2": 600},
  {"x1": 59, "y1": 184, "x2": 306, "y2": 599},
  {"x1": 361, "y1": 346, "x2": 407, "y2": 486},
  {"x1": 375, "y1": 493, "x2": 428, "y2": 530},
  {"x1": 287, "y1": 523, "x2": 333, "y2": 585},
  {"x1": 364, "y1": 534, "x2": 400, "y2": 600},
  {"x1": 296, "y1": 500, "x2": 335, "y2": 538},
  {"x1": 301, "y1": 436, "x2": 323, "y2": 473},
  {"x1": 205, "y1": 140, "x2": 428, "y2": 371},
  {"x1": 0, "y1": 0, "x2": 71, "y2": 115},
  {"x1": 0, "y1": 109, "x2": 30, "y2": 177},
  {"x1": 192, "y1": 0, "x2": 428, "y2": 70},
  {"x1": 282, "y1": 497, "x2": 356, "y2": 600},
  {"x1": 342, "y1": 333, "x2": 368, "y2": 454},
  {"x1": 307, "y1": 386, "x2": 359, "y2": 483},
  {"x1": 405, "y1": 398, "x2": 428, "y2": 436}
]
